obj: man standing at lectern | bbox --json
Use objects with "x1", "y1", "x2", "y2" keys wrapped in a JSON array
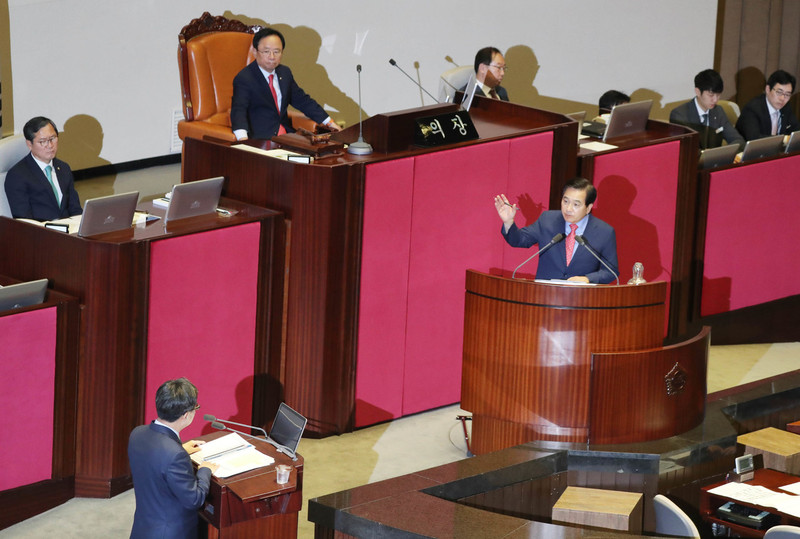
[
  {"x1": 128, "y1": 377, "x2": 218, "y2": 539},
  {"x1": 230, "y1": 27, "x2": 340, "y2": 140},
  {"x1": 495, "y1": 177, "x2": 618, "y2": 283}
]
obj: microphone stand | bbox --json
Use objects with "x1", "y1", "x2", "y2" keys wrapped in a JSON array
[
  {"x1": 575, "y1": 235, "x2": 620, "y2": 285},
  {"x1": 512, "y1": 233, "x2": 565, "y2": 279},
  {"x1": 389, "y1": 58, "x2": 440, "y2": 104},
  {"x1": 347, "y1": 64, "x2": 373, "y2": 155}
]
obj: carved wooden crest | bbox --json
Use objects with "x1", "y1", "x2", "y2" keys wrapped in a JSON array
[{"x1": 664, "y1": 362, "x2": 687, "y2": 396}]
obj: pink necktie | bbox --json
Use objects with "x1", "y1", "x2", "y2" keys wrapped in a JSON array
[
  {"x1": 565, "y1": 223, "x2": 578, "y2": 265},
  {"x1": 268, "y1": 74, "x2": 287, "y2": 135}
]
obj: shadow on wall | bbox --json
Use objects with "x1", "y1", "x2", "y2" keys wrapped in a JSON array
[
  {"x1": 57, "y1": 114, "x2": 112, "y2": 172},
  {"x1": 223, "y1": 12, "x2": 364, "y2": 129}
]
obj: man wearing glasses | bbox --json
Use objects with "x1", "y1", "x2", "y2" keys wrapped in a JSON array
[
  {"x1": 128, "y1": 377, "x2": 218, "y2": 539},
  {"x1": 736, "y1": 69, "x2": 798, "y2": 140},
  {"x1": 231, "y1": 27, "x2": 340, "y2": 140},
  {"x1": 4, "y1": 116, "x2": 82, "y2": 221},
  {"x1": 463, "y1": 46, "x2": 509, "y2": 101}
]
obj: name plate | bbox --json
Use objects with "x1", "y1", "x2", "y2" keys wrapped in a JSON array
[{"x1": 413, "y1": 110, "x2": 479, "y2": 147}]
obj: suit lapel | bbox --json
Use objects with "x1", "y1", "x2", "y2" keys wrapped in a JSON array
[
  {"x1": 276, "y1": 66, "x2": 290, "y2": 115},
  {"x1": 27, "y1": 154, "x2": 60, "y2": 207}
]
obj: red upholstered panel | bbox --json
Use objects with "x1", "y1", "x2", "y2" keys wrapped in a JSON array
[
  {"x1": 355, "y1": 133, "x2": 554, "y2": 426},
  {"x1": 0, "y1": 307, "x2": 56, "y2": 490},
  {"x1": 590, "y1": 142, "x2": 679, "y2": 326},
  {"x1": 702, "y1": 155, "x2": 800, "y2": 315},
  {"x1": 355, "y1": 158, "x2": 415, "y2": 426},
  {"x1": 146, "y1": 223, "x2": 260, "y2": 440}
]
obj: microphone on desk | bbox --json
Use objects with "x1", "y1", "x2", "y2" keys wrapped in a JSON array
[
  {"x1": 512, "y1": 233, "x2": 565, "y2": 279},
  {"x1": 388, "y1": 58, "x2": 440, "y2": 104},
  {"x1": 444, "y1": 55, "x2": 459, "y2": 67},
  {"x1": 575, "y1": 235, "x2": 620, "y2": 285},
  {"x1": 205, "y1": 414, "x2": 299, "y2": 460},
  {"x1": 347, "y1": 64, "x2": 373, "y2": 156}
]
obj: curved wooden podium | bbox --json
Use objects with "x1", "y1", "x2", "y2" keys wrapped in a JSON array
[{"x1": 461, "y1": 270, "x2": 707, "y2": 454}]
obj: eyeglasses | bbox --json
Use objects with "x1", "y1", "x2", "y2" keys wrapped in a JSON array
[
  {"x1": 191, "y1": 403, "x2": 201, "y2": 412},
  {"x1": 257, "y1": 48, "x2": 282, "y2": 57},
  {"x1": 772, "y1": 88, "x2": 793, "y2": 98},
  {"x1": 34, "y1": 135, "x2": 58, "y2": 147},
  {"x1": 489, "y1": 64, "x2": 508, "y2": 72}
]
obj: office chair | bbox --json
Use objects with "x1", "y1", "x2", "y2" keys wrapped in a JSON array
[
  {"x1": 0, "y1": 135, "x2": 30, "y2": 218},
  {"x1": 717, "y1": 99, "x2": 741, "y2": 126},
  {"x1": 438, "y1": 65, "x2": 474, "y2": 103},
  {"x1": 653, "y1": 494, "x2": 701, "y2": 538},
  {"x1": 765, "y1": 525, "x2": 800, "y2": 538}
]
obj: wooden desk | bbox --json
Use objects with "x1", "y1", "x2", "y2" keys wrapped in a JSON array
[
  {"x1": 552, "y1": 486, "x2": 643, "y2": 533},
  {"x1": 198, "y1": 431, "x2": 303, "y2": 538},
  {"x1": 0, "y1": 200, "x2": 282, "y2": 497},
  {"x1": 700, "y1": 468, "x2": 800, "y2": 538},
  {"x1": 738, "y1": 428, "x2": 800, "y2": 475}
]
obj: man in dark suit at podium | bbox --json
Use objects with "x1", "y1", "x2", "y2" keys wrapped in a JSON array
[
  {"x1": 128, "y1": 378, "x2": 218, "y2": 539},
  {"x1": 230, "y1": 27, "x2": 340, "y2": 140},
  {"x1": 4, "y1": 116, "x2": 82, "y2": 221},
  {"x1": 495, "y1": 177, "x2": 618, "y2": 284}
]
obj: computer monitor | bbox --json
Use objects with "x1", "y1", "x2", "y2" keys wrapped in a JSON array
[
  {"x1": 164, "y1": 176, "x2": 224, "y2": 223},
  {"x1": 269, "y1": 402, "x2": 307, "y2": 457},
  {"x1": 78, "y1": 191, "x2": 139, "y2": 237},
  {"x1": 603, "y1": 100, "x2": 653, "y2": 142},
  {"x1": 699, "y1": 144, "x2": 739, "y2": 169},
  {"x1": 740, "y1": 135, "x2": 784, "y2": 163},
  {"x1": 0, "y1": 278, "x2": 48, "y2": 311},
  {"x1": 785, "y1": 130, "x2": 800, "y2": 154}
]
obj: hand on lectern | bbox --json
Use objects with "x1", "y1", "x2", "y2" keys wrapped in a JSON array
[{"x1": 494, "y1": 194, "x2": 518, "y2": 226}]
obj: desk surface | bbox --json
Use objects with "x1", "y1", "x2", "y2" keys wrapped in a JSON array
[
  {"x1": 553, "y1": 486, "x2": 643, "y2": 532},
  {"x1": 739, "y1": 428, "x2": 800, "y2": 456}
]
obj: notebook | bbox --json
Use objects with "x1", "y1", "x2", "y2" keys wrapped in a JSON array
[
  {"x1": 699, "y1": 144, "x2": 739, "y2": 169},
  {"x1": 740, "y1": 135, "x2": 784, "y2": 163},
  {"x1": 164, "y1": 177, "x2": 224, "y2": 223},
  {"x1": 603, "y1": 100, "x2": 653, "y2": 142},
  {"x1": 78, "y1": 191, "x2": 139, "y2": 237},
  {"x1": 785, "y1": 130, "x2": 800, "y2": 154}
]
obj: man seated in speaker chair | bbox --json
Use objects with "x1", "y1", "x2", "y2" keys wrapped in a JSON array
[
  {"x1": 231, "y1": 27, "x2": 341, "y2": 141},
  {"x1": 4, "y1": 116, "x2": 82, "y2": 221},
  {"x1": 495, "y1": 177, "x2": 618, "y2": 284},
  {"x1": 460, "y1": 46, "x2": 509, "y2": 101}
]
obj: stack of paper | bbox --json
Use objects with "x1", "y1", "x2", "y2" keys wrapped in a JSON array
[{"x1": 190, "y1": 433, "x2": 275, "y2": 478}]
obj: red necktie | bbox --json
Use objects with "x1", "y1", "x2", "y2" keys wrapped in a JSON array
[
  {"x1": 565, "y1": 223, "x2": 578, "y2": 265},
  {"x1": 268, "y1": 74, "x2": 287, "y2": 135}
]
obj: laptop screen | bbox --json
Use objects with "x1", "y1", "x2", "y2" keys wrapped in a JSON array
[
  {"x1": 78, "y1": 191, "x2": 139, "y2": 237},
  {"x1": 164, "y1": 176, "x2": 224, "y2": 223},
  {"x1": 268, "y1": 403, "x2": 307, "y2": 455},
  {"x1": 0, "y1": 278, "x2": 48, "y2": 311}
]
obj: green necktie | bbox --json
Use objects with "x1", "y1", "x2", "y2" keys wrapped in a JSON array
[{"x1": 45, "y1": 165, "x2": 61, "y2": 205}]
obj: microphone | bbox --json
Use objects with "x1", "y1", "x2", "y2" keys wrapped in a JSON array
[
  {"x1": 444, "y1": 55, "x2": 459, "y2": 67},
  {"x1": 205, "y1": 414, "x2": 299, "y2": 460},
  {"x1": 388, "y1": 58, "x2": 440, "y2": 104},
  {"x1": 347, "y1": 64, "x2": 373, "y2": 155},
  {"x1": 512, "y1": 233, "x2": 565, "y2": 279},
  {"x1": 575, "y1": 235, "x2": 620, "y2": 285}
]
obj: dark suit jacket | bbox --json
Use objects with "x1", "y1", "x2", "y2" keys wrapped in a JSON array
[
  {"x1": 128, "y1": 422, "x2": 212, "y2": 539},
  {"x1": 736, "y1": 94, "x2": 799, "y2": 140},
  {"x1": 459, "y1": 82, "x2": 509, "y2": 101},
  {"x1": 4, "y1": 153, "x2": 82, "y2": 221},
  {"x1": 502, "y1": 210, "x2": 618, "y2": 284},
  {"x1": 669, "y1": 99, "x2": 745, "y2": 150},
  {"x1": 230, "y1": 62, "x2": 328, "y2": 139}
]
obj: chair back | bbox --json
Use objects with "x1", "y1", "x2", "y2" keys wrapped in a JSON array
[
  {"x1": 717, "y1": 99, "x2": 741, "y2": 125},
  {"x1": 0, "y1": 135, "x2": 30, "y2": 218},
  {"x1": 438, "y1": 65, "x2": 474, "y2": 103},
  {"x1": 765, "y1": 525, "x2": 800, "y2": 538},
  {"x1": 653, "y1": 494, "x2": 700, "y2": 538}
]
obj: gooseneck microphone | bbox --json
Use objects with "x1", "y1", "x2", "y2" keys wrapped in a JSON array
[
  {"x1": 512, "y1": 233, "x2": 565, "y2": 279},
  {"x1": 388, "y1": 58, "x2": 440, "y2": 104},
  {"x1": 347, "y1": 64, "x2": 373, "y2": 155},
  {"x1": 575, "y1": 235, "x2": 620, "y2": 285},
  {"x1": 205, "y1": 414, "x2": 299, "y2": 461},
  {"x1": 204, "y1": 414, "x2": 267, "y2": 438}
]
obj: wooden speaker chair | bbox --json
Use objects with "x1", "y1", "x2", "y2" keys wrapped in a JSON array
[{"x1": 177, "y1": 12, "x2": 315, "y2": 148}]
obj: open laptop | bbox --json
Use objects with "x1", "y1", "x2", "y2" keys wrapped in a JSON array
[
  {"x1": 78, "y1": 191, "x2": 139, "y2": 237},
  {"x1": 164, "y1": 176, "x2": 224, "y2": 223},
  {"x1": 785, "y1": 130, "x2": 800, "y2": 154},
  {"x1": 603, "y1": 100, "x2": 653, "y2": 142},
  {"x1": 672, "y1": 120, "x2": 725, "y2": 150},
  {"x1": 268, "y1": 402, "x2": 307, "y2": 458},
  {"x1": 699, "y1": 144, "x2": 739, "y2": 169},
  {"x1": 460, "y1": 74, "x2": 480, "y2": 112},
  {"x1": 740, "y1": 135, "x2": 784, "y2": 163},
  {"x1": 0, "y1": 278, "x2": 48, "y2": 311}
]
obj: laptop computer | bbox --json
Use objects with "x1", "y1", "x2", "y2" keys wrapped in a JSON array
[
  {"x1": 0, "y1": 278, "x2": 48, "y2": 311},
  {"x1": 785, "y1": 130, "x2": 800, "y2": 154},
  {"x1": 164, "y1": 177, "x2": 224, "y2": 223},
  {"x1": 603, "y1": 100, "x2": 653, "y2": 142},
  {"x1": 566, "y1": 111, "x2": 587, "y2": 142},
  {"x1": 740, "y1": 135, "x2": 784, "y2": 163},
  {"x1": 699, "y1": 144, "x2": 739, "y2": 169},
  {"x1": 268, "y1": 402, "x2": 307, "y2": 458},
  {"x1": 672, "y1": 120, "x2": 725, "y2": 150},
  {"x1": 460, "y1": 74, "x2": 480, "y2": 112},
  {"x1": 78, "y1": 191, "x2": 139, "y2": 237}
]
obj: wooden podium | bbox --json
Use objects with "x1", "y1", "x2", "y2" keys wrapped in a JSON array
[
  {"x1": 198, "y1": 432, "x2": 303, "y2": 538},
  {"x1": 461, "y1": 270, "x2": 708, "y2": 453}
]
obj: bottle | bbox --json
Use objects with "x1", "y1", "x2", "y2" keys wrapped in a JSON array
[{"x1": 627, "y1": 262, "x2": 646, "y2": 285}]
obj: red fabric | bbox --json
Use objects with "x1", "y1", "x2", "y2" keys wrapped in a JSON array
[
  {"x1": 590, "y1": 141, "x2": 679, "y2": 332},
  {"x1": 0, "y1": 307, "x2": 56, "y2": 490},
  {"x1": 146, "y1": 223, "x2": 260, "y2": 440},
  {"x1": 355, "y1": 132, "x2": 554, "y2": 426},
  {"x1": 702, "y1": 155, "x2": 800, "y2": 315}
]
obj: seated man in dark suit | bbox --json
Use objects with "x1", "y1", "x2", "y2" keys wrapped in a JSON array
[
  {"x1": 230, "y1": 27, "x2": 341, "y2": 140},
  {"x1": 4, "y1": 116, "x2": 82, "y2": 221},
  {"x1": 461, "y1": 46, "x2": 509, "y2": 101},
  {"x1": 736, "y1": 69, "x2": 798, "y2": 140},
  {"x1": 495, "y1": 177, "x2": 618, "y2": 284},
  {"x1": 670, "y1": 69, "x2": 745, "y2": 150},
  {"x1": 128, "y1": 377, "x2": 218, "y2": 539}
]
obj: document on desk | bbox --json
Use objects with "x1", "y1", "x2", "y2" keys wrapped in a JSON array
[
  {"x1": 709, "y1": 482, "x2": 800, "y2": 516},
  {"x1": 189, "y1": 433, "x2": 275, "y2": 478},
  {"x1": 579, "y1": 141, "x2": 618, "y2": 153}
]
